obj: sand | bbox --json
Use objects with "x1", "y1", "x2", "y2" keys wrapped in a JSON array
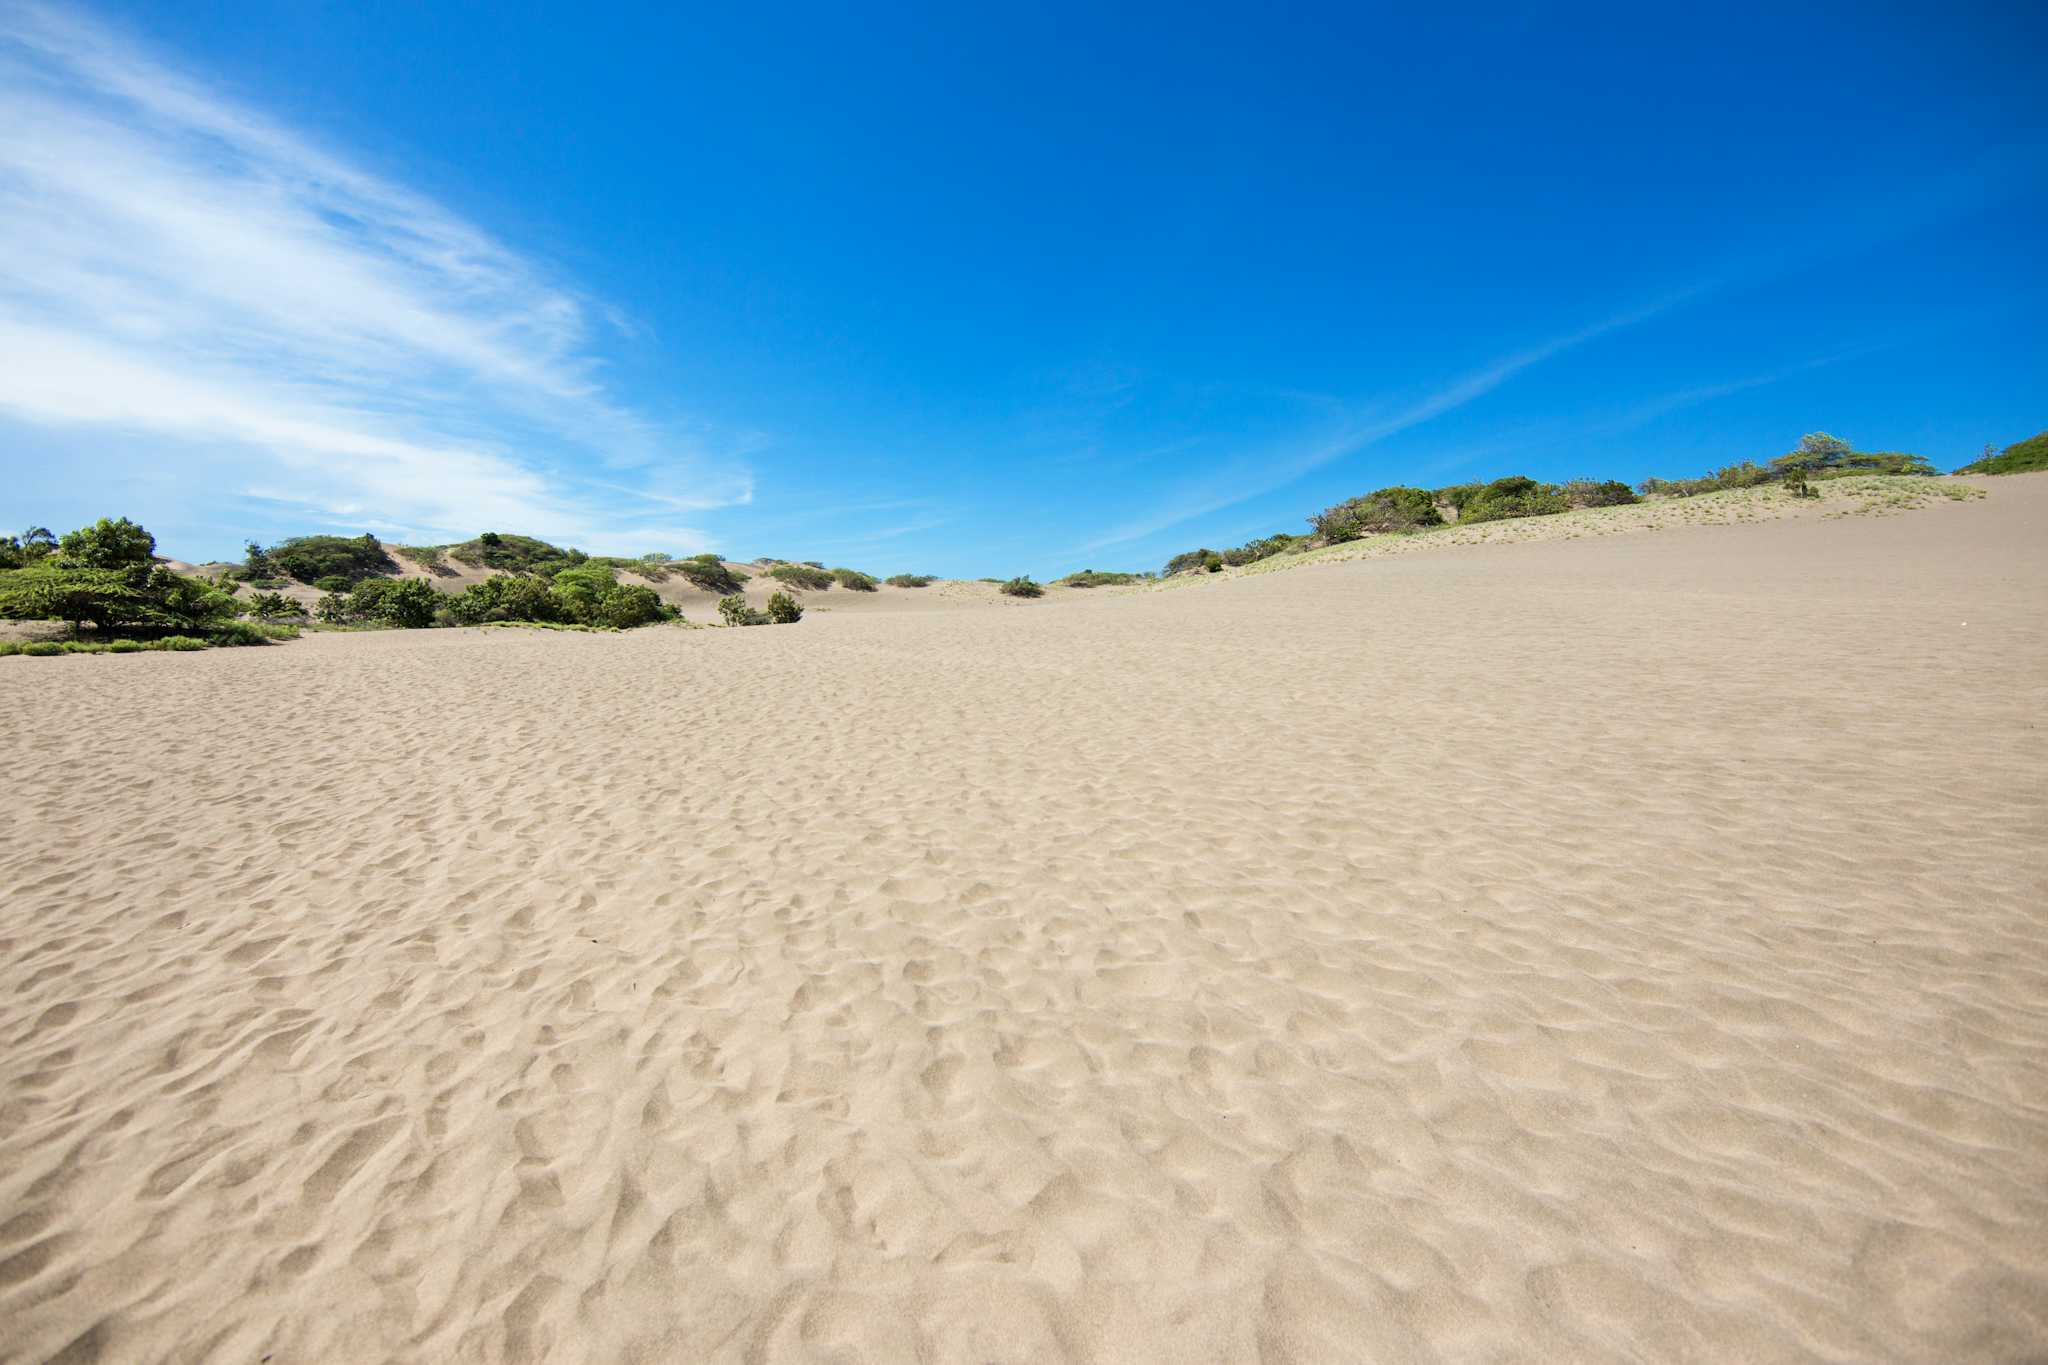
[{"x1": 2, "y1": 476, "x2": 2045, "y2": 1363}]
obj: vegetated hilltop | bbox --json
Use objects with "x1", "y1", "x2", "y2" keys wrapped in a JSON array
[
  {"x1": 1151, "y1": 431, "x2": 1978, "y2": 580},
  {"x1": 1955, "y1": 431, "x2": 2048, "y2": 476}
]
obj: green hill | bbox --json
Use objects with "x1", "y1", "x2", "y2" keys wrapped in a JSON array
[{"x1": 1957, "y1": 431, "x2": 2048, "y2": 476}]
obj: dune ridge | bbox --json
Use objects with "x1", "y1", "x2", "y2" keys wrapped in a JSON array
[{"x1": 1, "y1": 477, "x2": 2044, "y2": 1362}]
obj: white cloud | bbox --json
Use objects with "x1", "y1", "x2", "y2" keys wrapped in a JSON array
[{"x1": 0, "y1": 0, "x2": 748, "y2": 551}]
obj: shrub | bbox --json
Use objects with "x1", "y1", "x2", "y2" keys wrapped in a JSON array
[
  {"x1": 1435, "y1": 482, "x2": 1485, "y2": 513},
  {"x1": 1455, "y1": 476, "x2": 1570, "y2": 525},
  {"x1": 61, "y1": 641, "x2": 110, "y2": 653},
  {"x1": 250, "y1": 591, "x2": 299, "y2": 619},
  {"x1": 312, "y1": 575, "x2": 352, "y2": 594},
  {"x1": 1059, "y1": 570, "x2": 1137, "y2": 587},
  {"x1": 0, "y1": 641, "x2": 21, "y2": 656},
  {"x1": 592, "y1": 583, "x2": 669, "y2": 629},
  {"x1": 1000, "y1": 576, "x2": 1044, "y2": 598},
  {"x1": 1221, "y1": 534, "x2": 1303, "y2": 566},
  {"x1": 718, "y1": 594, "x2": 767, "y2": 626},
  {"x1": 449, "y1": 532, "x2": 586, "y2": 575},
  {"x1": 768, "y1": 563, "x2": 834, "y2": 591},
  {"x1": 678, "y1": 558, "x2": 747, "y2": 594},
  {"x1": 107, "y1": 638, "x2": 144, "y2": 653},
  {"x1": 1956, "y1": 431, "x2": 2048, "y2": 475},
  {"x1": 153, "y1": 635, "x2": 209, "y2": 651},
  {"x1": 831, "y1": 568, "x2": 879, "y2": 591},
  {"x1": 1164, "y1": 549, "x2": 1224, "y2": 576},
  {"x1": 269, "y1": 533, "x2": 397, "y2": 585},
  {"x1": 21, "y1": 641, "x2": 64, "y2": 656},
  {"x1": 394, "y1": 545, "x2": 448, "y2": 574},
  {"x1": 885, "y1": 574, "x2": 934, "y2": 588},
  {"x1": 1312, "y1": 486, "x2": 1443, "y2": 542},
  {"x1": 445, "y1": 574, "x2": 559, "y2": 625},
  {"x1": 348, "y1": 576, "x2": 438, "y2": 628},
  {"x1": 766, "y1": 591, "x2": 803, "y2": 623},
  {"x1": 1561, "y1": 479, "x2": 1639, "y2": 508},
  {"x1": 1783, "y1": 469, "x2": 1819, "y2": 499}
]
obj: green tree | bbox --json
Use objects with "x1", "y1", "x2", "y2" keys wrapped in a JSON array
[{"x1": 59, "y1": 516, "x2": 156, "y2": 568}]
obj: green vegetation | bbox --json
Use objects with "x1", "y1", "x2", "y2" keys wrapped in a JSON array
[
  {"x1": 768, "y1": 563, "x2": 834, "y2": 590},
  {"x1": 1000, "y1": 576, "x2": 1044, "y2": 598},
  {"x1": 0, "y1": 517, "x2": 236, "y2": 637},
  {"x1": 20, "y1": 641, "x2": 63, "y2": 656},
  {"x1": 248, "y1": 591, "x2": 300, "y2": 619},
  {"x1": 1641, "y1": 433, "x2": 1936, "y2": 497},
  {"x1": 831, "y1": 567, "x2": 879, "y2": 591},
  {"x1": 1313, "y1": 487, "x2": 1442, "y2": 542},
  {"x1": 885, "y1": 574, "x2": 934, "y2": 587},
  {"x1": 1956, "y1": 430, "x2": 2048, "y2": 475},
  {"x1": 448, "y1": 531, "x2": 588, "y2": 575},
  {"x1": 718, "y1": 591, "x2": 802, "y2": 625},
  {"x1": 1456, "y1": 476, "x2": 1571, "y2": 526},
  {"x1": 677, "y1": 554, "x2": 748, "y2": 594},
  {"x1": 0, "y1": 641, "x2": 19, "y2": 656},
  {"x1": 394, "y1": 544, "x2": 449, "y2": 573},
  {"x1": 260, "y1": 533, "x2": 398, "y2": 585},
  {"x1": 1561, "y1": 479, "x2": 1639, "y2": 507},
  {"x1": 1058, "y1": 569, "x2": 1140, "y2": 587}
]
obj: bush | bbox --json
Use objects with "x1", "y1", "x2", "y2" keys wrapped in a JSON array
[
  {"x1": 718, "y1": 594, "x2": 766, "y2": 626},
  {"x1": 885, "y1": 574, "x2": 934, "y2": 588},
  {"x1": 348, "y1": 576, "x2": 438, "y2": 628},
  {"x1": 108, "y1": 638, "x2": 144, "y2": 653},
  {"x1": 1059, "y1": 570, "x2": 1137, "y2": 587},
  {"x1": 1783, "y1": 469, "x2": 1819, "y2": 499},
  {"x1": 269, "y1": 533, "x2": 397, "y2": 585},
  {"x1": 677, "y1": 558, "x2": 747, "y2": 594},
  {"x1": 209, "y1": 620, "x2": 296, "y2": 645},
  {"x1": 449, "y1": 532, "x2": 586, "y2": 575},
  {"x1": 1956, "y1": 431, "x2": 2048, "y2": 475},
  {"x1": 0, "y1": 641, "x2": 22, "y2": 656},
  {"x1": 592, "y1": 583, "x2": 669, "y2": 629},
  {"x1": 1561, "y1": 479, "x2": 1639, "y2": 508},
  {"x1": 151, "y1": 636, "x2": 209, "y2": 652},
  {"x1": 1164, "y1": 549, "x2": 1224, "y2": 576},
  {"x1": 249, "y1": 591, "x2": 299, "y2": 619},
  {"x1": 21, "y1": 641, "x2": 64, "y2": 656},
  {"x1": 61, "y1": 641, "x2": 110, "y2": 653},
  {"x1": 1000, "y1": 577, "x2": 1044, "y2": 598},
  {"x1": 831, "y1": 568, "x2": 878, "y2": 591},
  {"x1": 766, "y1": 591, "x2": 803, "y2": 623},
  {"x1": 394, "y1": 544, "x2": 448, "y2": 574},
  {"x1": 312, "y1": 575, "x2": 352, "y2": 594},
  {"x1": 768, "y1": 563, "x2": 834, "y2": 591},
  {"x1": 445, "y1": 574, "x2": 559, "y2": 625},
  {"x1": 1312, "y1": 486, "x2": 1443, "y2": 542},
  {"x1": 1455, "y1": 476, "x2": 1570, "y2": 525},
  {"x1": 1221, "y1": 534, "x2": 1303, "y2": 566}
]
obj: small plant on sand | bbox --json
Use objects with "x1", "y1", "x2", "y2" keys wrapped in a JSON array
[
  {"x1": 678, "y1": 555, "x2": 748, "y2": 594},
  {"x1": 21, "y1": 641, "x2": 64, "y2": 656},
  {"x1": 766, "y1": 590, "x2": 804, "y2": 624},
  {"x1": 768, "y1": 563, "x2": 834, "y2": 591},
  {"x1": 150, "y1": 636, "x2": 209, "y2": 651},
  {"x1": 1000, "y1": 576, "x2": 1044, "y2": 598},
  {"x1": 1783, "y1": 469, "x2": 1819, "y2": 499},
  {"x1": 718, "y1": 593, "x2": 767, "y2": 626},
  {"x1": 108, "y1": 638, "x2": 144, "y2": 653},
  {"x1": 885, "y1": 574, "x2": 934, "y2": 588}
]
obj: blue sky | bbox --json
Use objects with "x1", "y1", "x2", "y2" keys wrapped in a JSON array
[{"x1": 1, "y1": 1, "x2": 2043, "y2": 575}]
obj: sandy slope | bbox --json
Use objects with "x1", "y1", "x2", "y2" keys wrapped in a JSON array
[{"x1": 1, "y1": 478, "x2": 2044, "y2": 1363}]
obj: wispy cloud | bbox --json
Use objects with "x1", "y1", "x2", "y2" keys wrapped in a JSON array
[
  {"x1": 1074, "y1": 293, "x2": 1693, "y2": 552},
  {"x1": 0, "y1": 0, "x2": 748, "y2": 551}
]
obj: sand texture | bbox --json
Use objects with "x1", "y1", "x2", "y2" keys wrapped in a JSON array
[{"x1": 3, "y1": 477, "x2": 2045, "y2": 1362}]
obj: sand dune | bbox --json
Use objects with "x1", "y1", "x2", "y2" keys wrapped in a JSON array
[{"x1": 2, "y1": 478, "x2": 2044, "y2": 1362}]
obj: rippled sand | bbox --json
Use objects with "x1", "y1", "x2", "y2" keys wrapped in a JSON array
[{"x1": 3, "y1": 477, "x2": 2044, "y2": 1362}]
